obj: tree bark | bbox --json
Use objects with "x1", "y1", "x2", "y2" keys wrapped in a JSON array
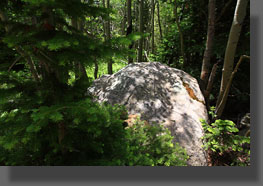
[
  {"x1": 216, "y1": 0, "x2": 249, "y2": 110},
  {"x1": 138, "y1": 0, "x2": 144, "y2": 62},
  {"x1": 103, "y1": 0, "x2": 113, "y2": 74},
  {"x1": 174, "y1": 0, "x2": 186, "y2": 68},
  {"x1": 151, "y1": 0, "x2": 155, "y2": 54},
  {"x1": 204, "y1": 61, "x2": 218, "y2": 108},
  {"x1": 127, "y1": 0, "x2": 133, "y2": 64},
  {"x1": 71, "y1": 17, "x2": 88, "y2": 80},
  {"x1": 200, "y1": 0, "x2": 216, "y2": 92},
  {"x1": 157, "y1": 1, "x2": 163, "y2": 40},
  {"x1": 94, "y1": 61, "x2": 99, "y2": 79},
  {"x1": 106, "y1": 0, "x2": 113, "y2": 74},
  {"x1": 102, "y1": 0, "x2": 107, "y2": 39},
  {"x1": 122, "y1": 4, "x2": 127, "y2": 35}
]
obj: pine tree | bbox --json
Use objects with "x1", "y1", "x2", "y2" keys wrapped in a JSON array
[{"x1": 0, "y1": 0, "x2": 124, "y2": 165}]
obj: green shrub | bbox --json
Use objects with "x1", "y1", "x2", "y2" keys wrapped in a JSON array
[
  {"x1": 0, "y1": 99, "x2": 128, "y2": 165},
  {"x1": 0, "y1": 97, "x2": 187, "y2": 166},
  {"x1": 124, "y1": 117, "x2": 188, "y2": 166},
  {"x1": 201, "y1": 119, "x2": 250, "y2": 153},
  {"x1": 200, "y1": 108, "x2": 250, "y2": 166}
]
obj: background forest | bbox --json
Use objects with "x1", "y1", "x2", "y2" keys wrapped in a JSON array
[{"x1": 0, "y1": 0, "x2": 250, "y2": 166}]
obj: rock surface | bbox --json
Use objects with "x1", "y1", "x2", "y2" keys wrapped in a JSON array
[{"x1": 87, "y1": 62, "x2": 208, "y2": 166}]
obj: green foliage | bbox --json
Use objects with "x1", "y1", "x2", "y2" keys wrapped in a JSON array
[
  {"x1": 151, "y1": 0, "x2": 207, "y2": 68},
  {"x1": 0, "y1": 96, "x2": 187, "y2": 165},
  {"x1": 200, "y1": 108, "x2": 250, "y2": 166},
  {"x1": 124, "y1": 117, "x2": 188, "y2": 166},
  {"x1": 201, "y1": 119, "x2": 249, "y2": 153},
  {"x1": 85, "y1": 58, "x2": 127, "y2": 79},
  {"x1": 0, "y1": 97, "x2": 127, "y2": 165},
  {"x1": 0, "y1": 0, "x2": 135, "y2": 166}
]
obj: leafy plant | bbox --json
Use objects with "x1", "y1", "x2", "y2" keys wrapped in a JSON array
[
  {"x1": 201, "y1": 119, "x2": 250, "y2": 153},
  {"x1": 200, "y1": 107, "x2": 250, "y2": 166}
]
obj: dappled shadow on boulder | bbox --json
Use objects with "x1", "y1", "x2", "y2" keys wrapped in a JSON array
[{"x1": 87, "y1": 62, "x2": 208, "y2": 166}]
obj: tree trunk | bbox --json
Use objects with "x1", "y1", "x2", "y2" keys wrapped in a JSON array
[
  {"x1": 151, "y1": 0, "x2": 155, "y2": 54},
  {"x1": 102, "y1": 0, "x2": 107, "y2": 39},
  {"x1": 204, "y1": 61, "x2": 218, "y2": 109},
  {"x1": 200, "y1": 0, "x2": 216, "y2": 93},
  {"x1": 105, "y1": 0, "x2": 113, "y2": 74},
  {"x1": 216, "y1": 0, "x2": 249, "y2": 112},
  {"x1": 122, "y1": 4, "x2": 127, "y2": 35},
  {"x1": 178, "y1": 3, "x2": 185, "y2": 22},
  {"x1": 138, "y1": 0, "x2": 144, "y2": 62},
  {"x1": 71, "y1": 17, "x2": 88, "y2": 80},
  {"x1": 157, "y1": 1, "x2": 163, "y2": 40},
  {"x1": 174, "y1": 0, "x2": 186, "y2": 68},
  {"x1": 94, "y1": 60, "x2": 98, "y2": 79},
  {"x1": 127, "y1": 0, "x2": 133, "y2": 64}
]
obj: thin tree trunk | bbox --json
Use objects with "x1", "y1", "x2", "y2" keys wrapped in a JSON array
[
  {"x1": 71, "y1": 17, "x2": 80, "y2": 79},
  {"x1": 0, "y1": 10, "x2": 11, "y2": 32},
  {"x1": 122, "y1": 4, "x2": 127, "y2": 35},
  {"x1": 106, "y1": 0, "x2": 113, "y2": 74},
  {"x1": 144, "y1": 37, "x2": 149, "y2": 61},
  {"x1": 71, "y1": 17, "x2": 88, "y2": 79},
  {"x1": 204, "y1": 61, "x2": 218, "y2": 108},
  {"x1": 94, "y1": 60, "x2": 98, "y2": 79},
  {"x1": 71, "y1": 18, "x2": 78, "y2": 30},
  {"x1": 138, "y1": 0, "x2": 144, "y2": 62},
  {"x1": 178, "y1": 3, "x2": 185, "y2": 22},
  {"x1": 174, "y1": 0, "x2": 186, "y2": 68},
  {"x1": 58, "y1": 122, "x2": 65, "y2": 145},
  {"x1": 127, "y1": 0, "x2": 133, "y2": 64},
  {"x1": 151, "y1": 0, "x2": 155, "y2": 54},
  {"x1": 122, "y1": 16, "x2": 127, "y2": 36},
  {"x1": 216, "y1": 0, "x2": 249, "y2": 110},
  {"x1": 157, "y1": 1, "x2": 163, "y2": 40},
  {"x1": 102, "y1": 0, "x2": 107, "y2": 39},
  {"x1": 216, "y1": 55, "x2": 250, "y2": 118},
  {"x1": 200, "y1": 0, "x2": 216, "y2": 92}
]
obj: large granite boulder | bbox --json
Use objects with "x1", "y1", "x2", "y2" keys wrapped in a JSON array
[{"x1": 87, "y1": 62, "x2": 208, "y2": 166}]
